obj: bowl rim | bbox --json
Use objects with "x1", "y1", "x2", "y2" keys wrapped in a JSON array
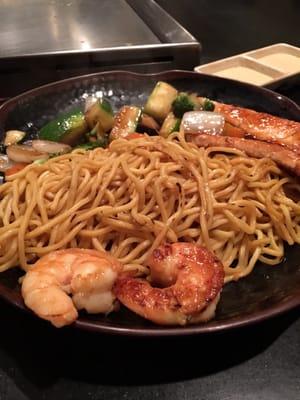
[
  {"x1": 0, "y1": 69, "x2": 300, "y2": 119},
  {"x1": 0, "y1": 281, "x2": 299, "y2": 336}
]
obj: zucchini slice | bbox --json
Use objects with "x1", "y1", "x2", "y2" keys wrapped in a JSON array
[
  {"x1": 144, "y1": 81, "x2": 178, "y2": 122},
  {"x1": 110, "y1": 106, "x2": 142, "y2": 141},
  {"x1": 85, "y1": 98, "x2": 114, "y2": 132},
  {"x1": 39, "y1": 109, "x2": 88, "y2": 145},
  {"x1": 159, "y1": 112, "x2": 181, "y2": 138}
]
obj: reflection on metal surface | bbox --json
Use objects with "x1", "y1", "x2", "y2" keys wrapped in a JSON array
[
  {"x1": 0, "y1": 0, "x2": 160, "y2": 57},
  {"x1": 0, "y1": 0, "x2": 201, "y2": 97},
  {"x1": 126, "y1": 0, "x2": 198, "y2": 44}
]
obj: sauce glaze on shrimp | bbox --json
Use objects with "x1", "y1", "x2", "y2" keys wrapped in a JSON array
[{"x1": 114, "y1": 243, "x2": 225, "y2": 325}]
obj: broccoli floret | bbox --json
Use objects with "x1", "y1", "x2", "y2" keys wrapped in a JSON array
[
  {"x1": 203, "y1": 98, "x2": 215, "y2": 111},
  {"x1": 172, "y1": 118, "x2": 181, "y2": 133},
  {"x1": 172, "y1": 93, "x2": 195, "y2": 118}
]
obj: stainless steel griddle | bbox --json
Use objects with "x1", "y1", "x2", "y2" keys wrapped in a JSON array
[{"x1": 0, "y1": 0, "x2": 201, "y2": 99}]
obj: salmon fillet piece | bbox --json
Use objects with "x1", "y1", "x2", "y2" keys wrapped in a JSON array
[
  {"x1": 199, "y1": 99, "x2": 300, "y2": 153},
  {"x1": 189, "y1": 134, "x2": 300, "y2": 176}
]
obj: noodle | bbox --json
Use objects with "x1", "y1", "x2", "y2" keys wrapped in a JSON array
[{"x1": 0, "y1": 132, "x2": 299, "y2": 283}]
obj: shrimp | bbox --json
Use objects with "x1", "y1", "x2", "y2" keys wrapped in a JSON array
[
  {"x1": 21, "y1": 248, "x2": 123, "y2": 328},
  {"x1": 114, "y1": 243, "x2": 224, "y2": 325}
]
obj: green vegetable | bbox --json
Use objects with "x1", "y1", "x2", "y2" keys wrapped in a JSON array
[
  {"x1": 173, "y1": 119, "x2": 181, "y2": 132},
  {"x1": 172, "y1": 93, "x2": 195, "y2": 118},
  {"x1": 33, "y1": 158, "x2": 47, "y2": 165},
  {"x1": 76, "y1": 136, "x2": 109, "y2": 150},
  {"x1": 39, "y1": 109, "x2": 88, "y2": 145},
  {"x1": 85, "y1": 98, "x2": 114, "y2": 132},
  {"x1": 203, "y1": 98, "x2": 215, "y2": 111},
  {"x1": 48, "y1": 152, "x2": 67, "y2": 159},
  {"x1": 144, "y1": 81, "x2": 178, "y2": 122},
  {"x1": 159, "y1": 112, "x2": 181, "y2": 138},
  {"x1": 110, "y1": 106, "x2": 142, "y2": 141}
]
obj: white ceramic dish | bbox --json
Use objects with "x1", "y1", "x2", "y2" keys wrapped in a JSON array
[{"x1": 194, "y1": 43, "x2": 300, "y2": 87}]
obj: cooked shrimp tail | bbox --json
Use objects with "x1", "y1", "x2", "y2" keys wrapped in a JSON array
[
  {"x1": 114, "y1": 243, "x2": 224, "y2": 325},
  {"x1": 21, "y1": 249, "x2": 123, "y2": 327}
]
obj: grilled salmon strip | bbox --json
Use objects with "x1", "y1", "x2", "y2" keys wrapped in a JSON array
[
  {"x1": 199, "y1": 99, "x2": 300, "y2": 153},
  {"x1": 189, "y1": 134, "x2": 300, "y2": 176}
]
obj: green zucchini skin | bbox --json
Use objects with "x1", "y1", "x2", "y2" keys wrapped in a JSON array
[
  {"x1": 39, "y1": 109, "x2": 88, "y2": 145},
  {"x1": 85, "y1": 99, "x2": 114, "y2": 132}
]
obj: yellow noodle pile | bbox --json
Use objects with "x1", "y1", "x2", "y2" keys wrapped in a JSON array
[{"x1": 0, "y1": 132, "x2": 299, "y2": 282}]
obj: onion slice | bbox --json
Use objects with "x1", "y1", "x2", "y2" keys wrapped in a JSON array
[
  {"x1": 31, "y1": 140, "x2": 71, "y2": 154},
  {"x1": 0, "y1": 154, "x2": 15, "y2": 172},
  {"x1": 4, "y1": 130, "x2": 26, "y2": 146},
  {"x1": 181, "y1": 111, "x2": 225, "y2": 136},
  {"x1": 6, "y1": 145, "x2": 48, "y2": 163}
]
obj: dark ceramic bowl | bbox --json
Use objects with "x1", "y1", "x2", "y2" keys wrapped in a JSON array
[{"x1": 0, "y1": 70, "x2": 299, "y2": 336}]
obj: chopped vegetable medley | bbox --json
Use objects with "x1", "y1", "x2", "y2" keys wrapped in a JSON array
[{"x1": 0, "y1": 81, "x2": 217, "y2": 176}]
